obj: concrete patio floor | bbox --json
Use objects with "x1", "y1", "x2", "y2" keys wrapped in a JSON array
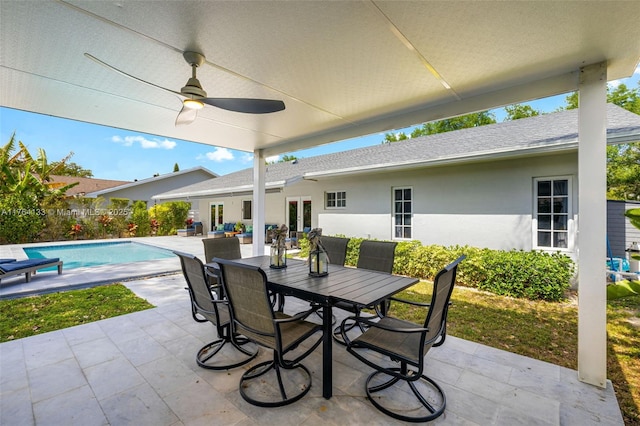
[{"x1": 0, "y1": 237, "x2": 624, "y2": 425}]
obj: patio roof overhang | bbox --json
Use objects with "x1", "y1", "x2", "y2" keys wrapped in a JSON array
[
  {"x1": 0, "y1": 1, "x2": 638, "y2": 157},
  {"x1": 1, "y1": 0, "x2": 639, "y2": 393}
]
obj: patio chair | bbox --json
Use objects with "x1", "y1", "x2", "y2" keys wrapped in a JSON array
[
  {"x1": 0, "y1": 258, "x2": 63, "y2": 284},
  {"x1": 215, "y1": 258, "x2": 323, "y2": 407},
  {"x1": 332, "y1": 240, "x2": 397, "y2": 344},
  {"x1": 202, "y1": 237, "x2": 241, "y2": 297},
  {"x1": 173, "y1": 251, "x2": 258, "y2": 370},
  {"x1": 340, "y1": 255, "x2": 465, "y2": 422},
  {"x1": 320, "y1": 236, "x2": 350, "y2": 266}
]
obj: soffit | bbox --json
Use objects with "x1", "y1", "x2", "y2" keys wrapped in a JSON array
[{"x1": 1, "y1": 1, "x2": 638, "y2": 156}]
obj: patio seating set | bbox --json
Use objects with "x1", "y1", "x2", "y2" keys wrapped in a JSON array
[
  {"x1": 176, "y1": 221, "x2": 203, "y2": 237},
  {"x1": 175, "y1": 236, "x2": 465, "y2": 422},
  {"x1": 207, "y1": 223, "x2": 282, "y2": 245}
]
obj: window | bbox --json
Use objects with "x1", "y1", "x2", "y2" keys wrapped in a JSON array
[
  {"x1": 325, "y1": 191, "x2": 346, "y2": 208},
  {"x1": 534, "y1": 177, "x2": 570, "y2": 249},
  {"x1": 242, "y1": 200, "x2": 252, "y2": 220},
  {"x1": 393, "y1": 187, "x2": 412, "y2": 239}
]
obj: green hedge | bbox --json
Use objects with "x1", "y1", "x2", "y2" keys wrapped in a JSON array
[{"x1": 299, "y1": 237, "x2": 574, "y2": 301}]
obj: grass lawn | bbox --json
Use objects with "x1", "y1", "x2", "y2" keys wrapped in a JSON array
[
  {"x1": 0, "y1": 281, "x2": 637, "y2": 424},
  {"x1": 0, "y1": 284, "x2": 154, "y2": 341},
  {"x1": 393, "y1": 282, "x2": 639, "y2": 426}
]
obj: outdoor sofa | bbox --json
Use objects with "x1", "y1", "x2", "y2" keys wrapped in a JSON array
[
  {"x1": 0, "y1": 258, "x2": 63, "y2": 284},
  {"x1": 177, "y1": 221, "x2": 203, "y2": 237}
]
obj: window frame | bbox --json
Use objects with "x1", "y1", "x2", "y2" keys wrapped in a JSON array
[
  {"x1": 392, "y1": 186, "x2": 413, "y2": 240},
  {"x1": 325, "y1": 190, "x2": 346, "y2": 209},
  {"x1": 532, "y1": 176, "x2": 572, "y2": 251},
  {"x1": 241, "y1": 199, "x2": 252, "y2": 221}
]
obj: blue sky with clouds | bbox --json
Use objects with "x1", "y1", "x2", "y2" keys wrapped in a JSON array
[{"x1": 1, "y1": 66, "x2": 638, "y2": 182}]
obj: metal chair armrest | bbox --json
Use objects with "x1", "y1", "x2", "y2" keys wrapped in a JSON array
[
  {"x1": 273, "y1": 305, "x2": 321, "y2": 324},
  {"x1": 343, "y1": 315, "x2": 428, "y2": 334}
]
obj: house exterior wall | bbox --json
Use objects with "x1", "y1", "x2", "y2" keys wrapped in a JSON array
[
  {"x1": 99, "y1": 170, "x2": 215, "y2": 207},
  {"x1": 193, "y1": 152, "x2": 579, "y2": 257},
  {"x1": 194, "y1": 193, "x2": 286, "y2": 233},
  {"x1": 313, "y1": 153, "x2": 578, "y2": 255},
  {"x1": 607, "y1": 200, "x2": 640, "y2": 258}
]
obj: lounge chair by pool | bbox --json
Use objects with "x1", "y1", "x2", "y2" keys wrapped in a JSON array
[{"x1": 0, "y1": 258, "x2": 63, "y2": 284}]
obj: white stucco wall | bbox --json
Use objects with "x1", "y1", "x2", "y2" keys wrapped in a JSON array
[
  {"x1": 315, "y1": 153, "x2": 578, "y2": 254},
  {"x1": 192, "y1": 152, "x2": 578, "y2": 256}
]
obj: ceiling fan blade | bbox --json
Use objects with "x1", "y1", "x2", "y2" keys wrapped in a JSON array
[
  {"x1": 84, "y1": 53, "x2": 182, "y2": 97},
  {"x1": 202, "y1": 98, "x2": 285, "y2": 114},
  {"x1": 175, "y1": 104, "x2": 198, "y2": 126}
]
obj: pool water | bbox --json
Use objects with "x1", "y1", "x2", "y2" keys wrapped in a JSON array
[{"x1": 24, "y1": 241, "x2": 175, "y2": 271}]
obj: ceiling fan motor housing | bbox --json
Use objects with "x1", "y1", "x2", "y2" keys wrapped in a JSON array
[{"x1": 181, "y1": 77, "x2": 207, "y2": 98}]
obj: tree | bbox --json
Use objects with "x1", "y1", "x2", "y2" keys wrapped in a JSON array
[
  {"x1": 0, "y1": 133, "x2": 79, "y2": 243},
  {"x1": 267, "y1": 154, "x2": 299, "y2": 164},
  {"x1": 407, "y1": 111, "x2": 497, "y2": 141},
  {"x1": 48, "y1": 160, "x2": 93, "y2": 177},
  {"x1": 561, "y1": 82, "x2": 639, "y2": 114},
  {"x1": 607, "y1": 142, "x2": 640, "y2": 200},
  {"x1": 561, "y1": 82, "x2": 640, "y2": 200},
  {"x1": 173, "y1": 163, "x2": 180, "y2": 172},
  {"x1": 383, "y1": 132, "x2": 409, "y2": 143},
  {"x1": 504, "y1": 104, "x2": 541, "y2": 120}
]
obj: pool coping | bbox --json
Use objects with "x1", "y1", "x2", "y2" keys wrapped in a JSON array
[
  {"x1": 0, "y1": 236, "x2": 271, "y2": 300},
  {"x1": 0, "y1": 237, "x2": 189, "y2": 300}
]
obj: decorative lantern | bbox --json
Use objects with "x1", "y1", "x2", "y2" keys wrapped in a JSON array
[
  {"x1": 309, "y1": 248, "x2": 328, "y2": 277},
  {"x1": 270, "y1": 224, "x2": 288, "y2": 269},
  {"x1": 307, "y1": 228, "x2": 329, "y2": 277}
]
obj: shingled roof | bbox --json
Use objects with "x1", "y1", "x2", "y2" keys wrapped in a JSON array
[
  {"x1": 153, "y1": 104, "x2": 640, "y2": 200},
  {"x1": 49, "y1": 175, "x2": 130, "y2": 197}
]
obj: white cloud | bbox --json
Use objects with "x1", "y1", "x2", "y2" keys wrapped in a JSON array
[
  {"x1": 111, "y1": 135, "x2": 176, "y2": 149},
  {"x1": 241, "y1": 153, "x2": 254, "y2": 163},
  {"x1": 266, "y1": 155, "x2": 280, "y2": 163},
  {"x1": 197, "y1": 147, "x2": 234, "y2": 162}
]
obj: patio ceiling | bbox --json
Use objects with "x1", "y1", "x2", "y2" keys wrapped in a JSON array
[{"x1": 1, "y1": 1, "x2": 639, "y2": 157}]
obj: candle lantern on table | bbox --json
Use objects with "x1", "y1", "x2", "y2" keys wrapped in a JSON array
[
  {"x1": 270, "y1": 224, "x2": 288, "y2": 269},
  {"x1": 308, "y1": 228, "x2": 328, "y2": 277}
]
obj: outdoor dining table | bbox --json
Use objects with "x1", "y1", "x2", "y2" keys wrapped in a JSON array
[{"x1": 211, "y1": 255, "x2": 419, "y2": 399}]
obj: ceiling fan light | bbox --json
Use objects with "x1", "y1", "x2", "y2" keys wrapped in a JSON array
[{"x1": 184, "y1": 98, "x2": 204, "y2": 110}]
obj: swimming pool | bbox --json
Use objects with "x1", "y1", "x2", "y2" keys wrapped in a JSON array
[{"x1": 24, "y1": 241, "x2": 175, "y2": 270}]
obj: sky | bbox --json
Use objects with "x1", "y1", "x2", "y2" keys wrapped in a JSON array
[{"x1": 1, "y1": 66, "x2": 638, "y2": 182}]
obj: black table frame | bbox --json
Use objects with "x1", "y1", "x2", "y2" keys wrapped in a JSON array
[{"x1": 210, "y1": 256, "x2": 418, "y2": 399}]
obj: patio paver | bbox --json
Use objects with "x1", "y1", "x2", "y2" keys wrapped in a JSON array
[{"x1": 0, "y1": 237, "x2": 624, "y2": 425}]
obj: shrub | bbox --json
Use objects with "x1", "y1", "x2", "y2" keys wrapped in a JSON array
[
  {"x1": 0, "y1": 194, "x2": 45, "y2": 244},
  {"x1": 149, "y1": 201, "x2": 190, "y2": 236},
  {"x1": 130, "y1": 201, "x2": 150, "y2": 237},
  {"x1": 299, "y1": 236, "x2": 574, "y2": 301}
]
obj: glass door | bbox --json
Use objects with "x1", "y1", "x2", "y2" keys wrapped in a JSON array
[
  {"x1": 286, "y1": 197, "x2": 312, "y2": 236},
  {"x1": 209, "y1": 202, "x2": 224, "y2": 231}
]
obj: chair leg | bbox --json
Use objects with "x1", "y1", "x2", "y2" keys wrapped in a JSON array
[
  {"x1": 364, "y1": 367, "x2": 446, "y2": 423},
  {"x1": 196, "y1": 328, "x2": 258, "y2": 370},
  {"x1": 238, "y1": 354, "x2": 312, "y2": 407}
]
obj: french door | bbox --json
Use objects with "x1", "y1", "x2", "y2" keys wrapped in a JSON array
[
  {"x1": 286, "y1": 197, "x2": 312, "y2": 235},
  {"x1": 209, "y1": 202, "x2": 224, "y2": 231}
]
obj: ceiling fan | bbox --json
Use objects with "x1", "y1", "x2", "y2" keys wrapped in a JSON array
[{"x1": 85, "y1": 51, "x2": 285, "y2": 126}]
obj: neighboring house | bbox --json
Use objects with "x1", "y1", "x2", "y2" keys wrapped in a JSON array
[
  {"x1": 153, "y1": 105, "x2": 640, "y2": 260},
  {"x1": 48, "y1": 175, "x2": 130, "y2": 197},
  {"x1": 86, "y1": 166, "x2": 218, "y2": 207}
]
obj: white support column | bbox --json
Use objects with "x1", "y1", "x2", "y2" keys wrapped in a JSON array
[
  {"x1": 577, "y1": 62, "x2": 607, "y2": 388},
  {"x1": 252, "y1": 149, "x2": 266, "y2": 257}
]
